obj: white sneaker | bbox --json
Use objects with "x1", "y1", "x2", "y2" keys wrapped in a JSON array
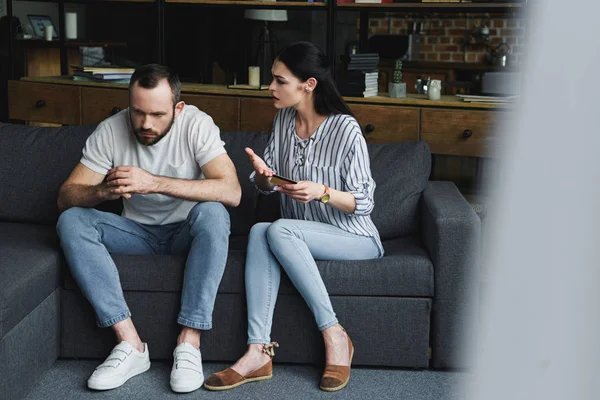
[
  {"x1": 87, "y1": 341, "x2": 151, "y2": 390},
  {"x1": 170, "y1": 342, "x2": 204, "y2": 393}
]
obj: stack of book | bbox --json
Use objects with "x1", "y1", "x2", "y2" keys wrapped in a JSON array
[
  {"x1": 71, "y1": 65, "x2": 135, "y2": 82},
  {"x1": 338, "y1": 53, "x2": 379, "y2": 98},
  {"x1": 456, "y1": 94, "x2": 519, "y2": 104}
]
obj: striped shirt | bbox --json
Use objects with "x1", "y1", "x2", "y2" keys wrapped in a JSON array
[{"x1": 252, "y1": 107, "x2": 383, "y2": 255}]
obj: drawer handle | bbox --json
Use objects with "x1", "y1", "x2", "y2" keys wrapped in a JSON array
[
  {"x1": 365, "y1": 124, "x2": 375, "y2": 134},
  {"x1": 111, "y1": 107, "x2": 122, "y2": 115},
  {"x1": 462, "y1": 129, "x2": 473, "y2": 138},
  {"x1": 35, "y1": 100, "x2": 46, "y2": 108}
]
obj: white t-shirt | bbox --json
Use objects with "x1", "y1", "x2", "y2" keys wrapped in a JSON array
[{"x1": 80, "y1": 104, "x2": 226, "y2": 225}]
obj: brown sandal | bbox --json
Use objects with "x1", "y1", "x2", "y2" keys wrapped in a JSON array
[
  {"x1": 203, "y1": 342, "x2": 279, "y2": 391},
  {"x1": 320, "y1": 327, "x2": 354, "y2": 392}
]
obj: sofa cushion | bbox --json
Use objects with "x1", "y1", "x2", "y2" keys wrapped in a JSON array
[
  {"x1": 0, "y1": 123, "x2": 96, "y2": 225},
  {"x1": 278, "y1": 236, "x2": 434, "y2": 297},
  {"x1": 63, "y1": 248, "x2": 247, "y2": 294},
  {"x1": 63, "y1": 236, "x2": 433, "y2": 297},
  {"x1": 0, "y1": 222, "x2": 62, "y2": 337},
  {"x1": 221, "y1": 132, "x2": 268, "y2": 236},
  {"x1": 369, "y1": 141, "x2": 431, "y2": 239}
]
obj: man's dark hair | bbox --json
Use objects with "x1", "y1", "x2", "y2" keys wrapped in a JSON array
[{"x1": 129, "y1": 64, "x2": 181, "y2": 106}]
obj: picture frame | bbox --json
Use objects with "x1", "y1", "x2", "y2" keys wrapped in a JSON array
[{"x1": 27, "y1": 14, "x2": 58, "y2": 39}]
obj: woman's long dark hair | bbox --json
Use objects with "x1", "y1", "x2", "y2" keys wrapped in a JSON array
[{"x1": 276, "y1": 41, "x2": 354, "y2": 118}]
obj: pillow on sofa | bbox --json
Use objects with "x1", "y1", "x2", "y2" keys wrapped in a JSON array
[
  {"x1": 0, "y1": 123, "x2": 96, "y2": 225},
  {"x1": 368, "y1": 141, "x2": 431, "y2": 240}
]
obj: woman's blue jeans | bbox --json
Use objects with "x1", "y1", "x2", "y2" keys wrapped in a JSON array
[
  {"x1": 56, "y1": 202, "x2": 230, "y2": 330},
  {"x1": 245, "y1": 219, "x2": 382, "y2": 345}
]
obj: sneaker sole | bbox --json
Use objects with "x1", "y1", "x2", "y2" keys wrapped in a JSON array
[
  {"x1": 170, "y1": 377, "x2": 204, "y2": 393},
  {"x1": 203, "y1": 374, "x2": 272, "y2": 391},
  {"x1": 88, "y1": 361, "x2": 151, "y2": 391}
]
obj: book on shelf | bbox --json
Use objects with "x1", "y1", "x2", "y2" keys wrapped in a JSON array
[
  {"x1": 338, "y1": 80, "x2": 378, "y2": 88},
  {"x1": 339, "y1": 70, "x2": 379, "y2": 78},
  {"x1": 456, "y1": 94, "x2": 519, "y2": 103},
  {"x1": 71, "y1": 76, "x2": 131, "y2": 84},
  {"x1": 342, "y1": 53, "x2": 379, "y2": 60},
  {"x1": 341, "y1": 53, "x2": 379, "y2": 71},
  {"x1": 338, "y1": 70, "x2": 379, "y2": 84},
  {"x1": 73, "y1": 71, "x2": 133, "y2": 81},
  {"x1": 343, "y1": 89, "x2": 379, "y2": 98},
  {"x1": 71, "y1": 64, "x2": 136, "y2": 74}
]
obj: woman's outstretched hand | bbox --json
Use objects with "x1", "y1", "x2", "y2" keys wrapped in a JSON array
[{"x1": 245, "y1": 147, "x2": 274, "y2": 177}]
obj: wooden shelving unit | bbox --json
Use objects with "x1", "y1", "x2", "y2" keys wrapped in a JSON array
[
  {"x1": 5, "y1": 0, "x2": 525, "y2": 82},
  {"x1": 166, "y1": 0, "x2": 326, "y2": 6},
  {"x1": 338, "y1": 2, "x2": 523, "y2": 10}
]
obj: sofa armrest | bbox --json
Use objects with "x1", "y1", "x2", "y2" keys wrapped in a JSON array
[{"x1": 420, "y1": 181, "x2": 481, "y2": 369}]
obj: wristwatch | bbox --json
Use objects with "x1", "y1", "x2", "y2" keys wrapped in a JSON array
[{"x1": 319, "y1": 185, "x2": 330, "y2": 204}]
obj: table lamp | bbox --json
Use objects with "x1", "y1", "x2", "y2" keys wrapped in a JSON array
[{"x1": 244, "y1": 7, "x2": 288, "y2": 88}]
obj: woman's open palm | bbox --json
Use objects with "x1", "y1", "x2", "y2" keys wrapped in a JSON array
[{"x1": 245, "y1": 147, "x2": 274, "y2": 177}]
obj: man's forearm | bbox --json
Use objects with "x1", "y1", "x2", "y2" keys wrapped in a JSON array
[
  {"x1": 58, "y1": 183, "x2": 107, "y2": 212},
  {"x1": 154, "y1": 176, "x2": 241, "y2": 207}
]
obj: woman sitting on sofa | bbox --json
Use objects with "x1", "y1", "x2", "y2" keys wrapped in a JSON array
[{"x1": 204, "y1": 41, "x2": 383, "y2": 392}]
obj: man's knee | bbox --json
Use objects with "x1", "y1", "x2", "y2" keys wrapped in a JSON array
[
  {"x1": 188, "y1": 202, "x2": 230, "y2": 230},
  {"x1": 56, "y1": 207, "x2": 95, "y2": 238}
]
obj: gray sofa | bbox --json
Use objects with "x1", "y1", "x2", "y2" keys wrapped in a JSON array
[{"x1": 0, "y1": 122, "x2": 480, "y2": 400}]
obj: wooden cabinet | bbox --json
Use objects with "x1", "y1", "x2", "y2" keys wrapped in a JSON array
[
  {"x1": 180, "y1": 94, "x2": 240, "y2": 132},
  {"x1": 7, "y1": 81, "x2": 81, "y2": 125},
  {"x1": 349, "y1": 104, "x2": 419, "y2": 143},
  {"x1": 240, "y1": 98, "x2": 277, "y2": 134},
  {"x1": 420, "y1": 109, "x2": 504, "y2": 157},
  {"x1": 81, "y1": 87, "x2": 129, "y2": 125},
  {"x1": 8, "y1": 79, "x2": 512, "y2": 158}
]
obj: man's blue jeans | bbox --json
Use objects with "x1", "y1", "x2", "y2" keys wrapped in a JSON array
[
  {"x1": 56, "y1": 202, "x2": 230, "y2": 330},
  {"x1": 245, "y1": 219, "x2": 382, "y2": 345}
]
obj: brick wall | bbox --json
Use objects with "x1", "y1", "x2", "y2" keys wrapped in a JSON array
[{"x1": 367, "y1": 14, "x2": 526, "y2": 66}]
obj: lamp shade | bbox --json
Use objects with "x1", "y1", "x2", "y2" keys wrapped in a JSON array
[{"x1": 244, "y1": 9, "x2": 288, "y2": 22}]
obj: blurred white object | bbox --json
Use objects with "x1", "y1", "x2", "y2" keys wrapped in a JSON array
[
  {"x1": 65, "y1": 12, "x2": 77, "y2": 40},
  {"x1": 464, "y1": 1, "x2": 600, "y2": 400},
  {"x1": 428, "y1": 79, "x2": 441, "y2": 100},
  {"x1": 44, "y1": 25, "x2": 53, "y2": 41}
]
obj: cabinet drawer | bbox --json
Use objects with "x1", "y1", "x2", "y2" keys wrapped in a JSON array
[
  {"x1": 81, "y1": 87, "x2": 129, "y2": 125},
  {"x1": 181, "y1": 94, "x2": 239, "y2": 132},
  {"x1": 420, "y1": 109, "x2": 504, "y2": 157},
  {"x1": 8, "y1": 81, "x2": 80, "y2": 125},
  {"x1": 349, "y1": 104, "x2": 419, "y2": 143},
  {"x1": 240, "y1": 98, "x2": 277, "y2": 134}
]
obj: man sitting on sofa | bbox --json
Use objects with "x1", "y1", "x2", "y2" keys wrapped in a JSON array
[{"x1": 55, "y1": 64, "x2": 241, "y2": 393}]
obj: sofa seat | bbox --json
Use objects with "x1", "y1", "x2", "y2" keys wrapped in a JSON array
[
  {"x1": 280, "y1": 236, "x2": 433, "y2": 297},
  {"x1": 0, "y1": 222, "x2": 61, "y2": 400},
  {"x1": 62, "y1": 236, "x2": 433, "y2": 298},
  {"x1": 60, "y1": 234, "x2": 434, "y2": 366},
  {"x1": 0, "y1": 222, "x2": 62, "y2": 337}
]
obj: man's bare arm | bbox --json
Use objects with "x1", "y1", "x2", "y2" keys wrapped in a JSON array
[
  {"x1": 57, "y1": 163, "x2": 126, "y2": 213},
  {"x1": 107, "y1": 153, "x2": 242, "y2": 207}
]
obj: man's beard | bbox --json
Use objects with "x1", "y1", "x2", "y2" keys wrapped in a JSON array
[{"x1": 132, "y1": 112, "x2": 175, "y2": 146}]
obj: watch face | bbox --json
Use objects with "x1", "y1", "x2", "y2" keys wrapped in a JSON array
[{"x1": 320, "y1": 194, "x2": 330, "y2": 204}]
